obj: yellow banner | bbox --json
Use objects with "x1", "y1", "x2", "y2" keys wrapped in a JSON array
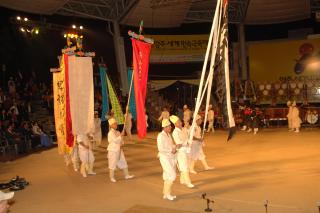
[
  {"x1": 148, "y1": 34, "x2": 209, "y2": 63},
  {"x1": 249, "y1": 38, "x2": 320, "y2": 82},
  {"x1": 53, "y1": 57, "x2": 69, "y2": 154}
]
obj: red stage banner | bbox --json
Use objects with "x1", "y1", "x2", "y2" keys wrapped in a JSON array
[
  {"x1": 64, "y1": 54, "x2": 74, "y2": 148},
  {"x1": 131, "y1": 38, "x2": 152, "y2": 138}
]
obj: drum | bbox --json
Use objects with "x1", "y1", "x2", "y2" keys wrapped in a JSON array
[
  {"x1": 306, "y1": 113, "x2": 318, "y2": 124},
  {"x1": 290, "y1": 82, "x2": 297, "y2": 89},
  {"x1": 307, "y1": 82, "x2": 314, "y2": 88},
  {"x1": 294, "y1": 88, "x2": 300, "y2": 95},
  {"x1": 278, "y1": 89, "x2": 284, "y2": 95},
  {"x1": 274, "y1": 83, "x2": 280, "y2": 90},
  {"x1": 281, "y1": 83, "x2": 287, "y2": 89},
  {"x1": 262, "y1": 90, "x2": 269, "y2": 96},
  {"x1": 297, "y1": 82, "x2": 304, "y2": 89},
  {"x1": 258, "y1": 84, "x2": 265, "y2": 91},
  {"x1": 266, "y1": 84, "x2": 272, "y2": 90}
]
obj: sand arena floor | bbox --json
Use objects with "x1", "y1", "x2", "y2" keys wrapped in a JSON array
[{"x1": 1, "y1": 128, "x2": 320, "y2": 213}]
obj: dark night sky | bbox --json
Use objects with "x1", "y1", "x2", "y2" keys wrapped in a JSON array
[{"x1": 0, "y1": 6, "x2": 319, "y2": 85}]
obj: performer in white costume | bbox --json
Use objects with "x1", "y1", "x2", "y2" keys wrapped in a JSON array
[
  {"x1": 93, "y1": 111, "x2": 102, "y2": 146},
  {"x1": 206, "y1": 104, "x2": 215, "y2": 133},
  {"x1": 157, "y1": 119, "x2": 177, "y2": 201},
  {"x1": 291, "y1": 101, "x2": 302, "y2": 133},
  {"x1": 107, "y1": 118, "x2": 134, "y2": 182},
  {"x1": 64, "y1": 141, "x2": 80, "y2": 172},
  {"x1": 170, "y1": 115, "x2": 194, "y2": 188},
  {"x1": 158, "y1": 107, "x2": 170, "y2": 122},
  {"x1": 189, "y1": 115, "x2": 213, "y2": 174},
  {"x1": 183, "y1": 105, "x2": 192, "y2": 128},
  {"x1": 78, "y1": 134, "x2": 96, "y2": 178},
  {"x1": 286, "y1": 101, "x2": 293, "y2": 131}
]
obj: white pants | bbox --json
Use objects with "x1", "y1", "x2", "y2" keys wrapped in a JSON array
[
  {"x1": 79, "y1": 148, "x2": 95, "y2": 164},
  {"x1": 125, "y1": 124, "x2": 132, "y2": 138},
  {"x1": 176, "y1": 151, "x2": 189, "y2": 172},
  {"x1": 207, "y1": 120, "x2": 214, "y2": 132},
  {"x1": 159, "y1": 154, "x2": 176, "y2": 182},
  {"x1": 189, "y1": 141, "x2": 205, "y2": 161},
  {"x1": 108, "y1": 150, "x2": 128, "y2": 170}
]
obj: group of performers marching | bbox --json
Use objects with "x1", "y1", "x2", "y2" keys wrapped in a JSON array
[
  {"x1": 157, "y1": 114, "x2": 213, "y2": 201},
  {"x1": 64, "y1": 111, "x2": 134, "y2": 181}
]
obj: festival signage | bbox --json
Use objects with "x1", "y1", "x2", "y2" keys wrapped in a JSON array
[
  {"x1": 249, "y1": 38, "x2": 320, "y2": 82},
  {"x1": 148, "y1": 34, "x2": 208, "y2": 63}
]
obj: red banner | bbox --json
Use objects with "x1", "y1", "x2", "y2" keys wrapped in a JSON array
[
  {"x1": 64, "y1": 54, "x2": 74, "y2": 148},
  {"x1": 132, "y1": 39, "x2": 152, "y2": 138}
]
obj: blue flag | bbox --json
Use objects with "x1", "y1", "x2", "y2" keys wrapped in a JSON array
[
  {"x1": 99, "y1": 66, "x2": 109, "y2": 121},
  {"x1": 127, "y1": 68, "x2": 137, "y2": 120}
]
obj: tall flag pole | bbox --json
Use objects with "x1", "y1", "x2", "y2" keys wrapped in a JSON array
[
  {"x1": 189, "y1": 0, "x2": 235, "y2": 142},
  {"x1": 128, "y1": 23, "x2": 153, "y2": 138}
]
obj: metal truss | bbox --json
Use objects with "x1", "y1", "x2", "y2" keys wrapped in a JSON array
[
  {"x1": 184, "y1": 0, "x2": 250, "y2": 24},
  {"x1": 56, "y1": 0, "x2": 138, "y2": 22},
  {"x1": 311, "y1": 0, "x2": 320, "y2": 12}
]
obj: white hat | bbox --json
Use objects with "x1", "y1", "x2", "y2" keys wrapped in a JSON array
[
  {"x1": 162, "y1": 119, "x2": 171, "y2": 127},
  {"x1": 292, "y1": 101, "x2": 296, "y2": 107},
  {"x1": 287, "y1": 101, "x2": 291, "y2": 106},
  {"x1": 108, "y1": 118, "x2": 117, "y2": 126},
  {"x1": 183, "y1": 105, "x2": 188, "y2": 109},
  {"x1": 195, "y1": 114, "x2": 202, "y2": 120},
  {"x1": 169, "y1": 115, "x2": 179, "y2": 124},
  {"x1": 0, "y1": 191, "x2": 14, "y2": 201}
]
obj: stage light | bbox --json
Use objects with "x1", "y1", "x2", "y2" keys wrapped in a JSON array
[
  {"x1": 72, "y1": 25, "x2": 76, "y2": 29},
  {"x1": 24, "y1": 17, "x2": 28, "y2": 21},
  {"x1": 79, "y1": 26, "x2": 83, "y2": 30},
  {"x1": 16, "y1": 16, "x2": 21, "y2": 21},
  {"x1": 80, "y1": 35, "x2": 83, "y2": 38},
  {"x1": 20, "y1": 27, "x2": 25, "y2": 32},
  {"x1": 70, "y1": 34, "x2": 74, "y2": 38},
  {"x1": 26, "y1": 29, "x2": 30, "y2": 33},
  {"x1": 35, "y1": 29, "x2": 39, "y2": 34},
  {"x1": 64, "y1": 34, "x2": 67, "y2": 38}
]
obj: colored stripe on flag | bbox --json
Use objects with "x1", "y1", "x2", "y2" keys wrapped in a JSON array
[
  {"x1": 106, "y1": 75, "x2": 124, "y2": 124},
  {"x1": 99, "y1": 66, "x2": 109, "y2": 121}
]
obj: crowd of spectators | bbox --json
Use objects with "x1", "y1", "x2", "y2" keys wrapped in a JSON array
[{"x1": 0, "y1": 75, "x2": 53, "y2": 160}]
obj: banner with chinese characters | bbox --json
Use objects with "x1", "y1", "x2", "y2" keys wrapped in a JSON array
[
  {"x1": 148, "y1": 34, "x2": 208, "y2": 63},
  {"x1": 132, "y1": 38, "x2": 152, "y2": 138},
  {"x1": 53, "y1": 54, "x2": 74, "y2": 154}
]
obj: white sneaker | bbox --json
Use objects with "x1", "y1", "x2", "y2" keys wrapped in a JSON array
[
  {"x1": 163, "y1": 195, "x2": 175, "y2": 201},
  {"x1": 247, "y1": 129, "x2": 252, "y2": 133},
  {"x1": 204, "y1": 166, "x2": 214, "y2": 171},
  {"x1": 125, "y1": 175, "x2": 134, "y2": 179},
  {"x1": 294, "y1": 130, "x2": 300, "y2": 133},
  {"x1": 82, "y1": 173, "x2": 87, "y2": 178},
  {"x1": 190, "y1": 170, "x2": 197, "y2": 174},
  {"x1": 186, "y1": 183, "x2": 195, "y2": 188},
  {"x1": 88, "y1": 171, "x2": 96, "y2": 175},
  {"x1": 110, "y1": 178, "x2": 117, "y2": 183}
]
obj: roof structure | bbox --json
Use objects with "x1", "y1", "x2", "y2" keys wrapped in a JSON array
[{"x1": 0, "y1": 0, "x2": 315, "y2": 27}]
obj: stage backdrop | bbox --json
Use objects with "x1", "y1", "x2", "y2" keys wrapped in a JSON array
[
  {"x1": 148, "y1": 34, "x2": 208, "y2": 63},
  {"x1": 249, "y1": 37, "x2": 320, "y2": 82},
  {"x1": 68, "y1": 56, "x2": 95, "y2": 135}
]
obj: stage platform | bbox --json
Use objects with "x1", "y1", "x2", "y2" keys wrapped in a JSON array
[{"x1": 1, "y1": 128, "x2": 320, "y2": 213}]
